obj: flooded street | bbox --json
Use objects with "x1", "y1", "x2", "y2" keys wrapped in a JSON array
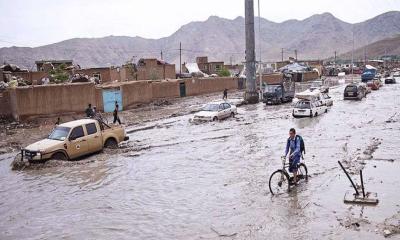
[{"x1": 1, "y1": 81, "x2": 400, "y2": 239}]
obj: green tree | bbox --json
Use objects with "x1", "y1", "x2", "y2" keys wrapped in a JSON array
[
  {"x1": 217, "y1": 68, "x2": 231, "y2": 77},
  {"x1": 50, "y1": 63, "x2": 69, "y2": 84}
]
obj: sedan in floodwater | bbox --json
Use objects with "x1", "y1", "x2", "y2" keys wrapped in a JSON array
[
  {"x1": 193, "y1": 101, "x2": 237, "y2": 122},
  {"x1": 385, "y1": 77, "x2": 396, "y2": 84},
  {"x1": 292, "y1": 100, "x2": 328, "y2": 118}
]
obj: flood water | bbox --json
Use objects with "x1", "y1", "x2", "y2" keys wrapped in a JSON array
[{"x1": 1, "y1": 81, "x2": 399, "y2": 239}]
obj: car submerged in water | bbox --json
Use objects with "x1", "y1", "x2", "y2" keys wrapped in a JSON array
[
  {"x1": 292, "y1": 99, "x2": 328, "y2": 118},
  {"x1": 192, "y1": 101, "x2": 237, "y2": 122},
  {"x1": 344, "y1": 83, "x2": 367, "y2": 100}
]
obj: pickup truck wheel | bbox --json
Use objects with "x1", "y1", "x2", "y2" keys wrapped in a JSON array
[
  {"x1": 52, "y1": 152, "x2": 67, "y2": 161},
  {"x1": 315, "y1": 112, "x2": 318, "y2": 117},
  {"x1": 325, "y1": 108, "x2": 328, "y2": 113},
  {"x1": 212, "y1": 116, "x2": 218, "y2": 121},
  {"x1": 105, "y1": 138, "x2": 118, "y2": 149}
]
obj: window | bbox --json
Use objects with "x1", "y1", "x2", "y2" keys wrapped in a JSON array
[
  {"x1": 70, "y1": 126, "x2": 84, "y2": 140},
  {"x1": 219, "y1": 104, "x2": 224, "y2": 110},
  {"x1": 86, "y1": 123, "x2": 97, "y2": 135},
  {"x1": 215, "y1": 65, "x2": 221, "y2": 71},
  {"x1": 93, "y1": 73, "x2": 101, "y2": 81},
  {"x1": 223, "y1": 103, "x2": 231, "y2": 109},
  {"x1": 48, "y1": 127, "x2": 71, "y2": 141}
]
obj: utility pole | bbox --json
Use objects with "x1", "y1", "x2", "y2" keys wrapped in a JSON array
[
  {"x1": 295, "y1": 49, "x2": 298, "y2": 61},
  {"x1": 179, "y1": 42, "x2": 182, "y2": 76},
  {"x1": 244, "y1": 0, "x2": 258, "y2": 103},
  {"x1": 351, "y1": 27, "x2": 354, "y2": 76},
  {"x1": 258, "y1": 0, "x2": 262, "y2": 100},
  {"x1": 364, "y1": 48, "x2": 367, "y2": 65},
  {"x1": 281, "y1": 48, "x2": 284, "y2": 62},
  {"x1": 334, "y1": 51, "x2": 337, "y2": 65},
  {"x1": 160, "y1": 50, "x2": 163, "y2": 60}
]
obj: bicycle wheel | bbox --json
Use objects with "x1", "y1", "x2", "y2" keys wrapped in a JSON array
[
  {"x1": 297, "y1": 163, "x2": 308, "y2": 181},
  {"x1": 269, "y1": 170, "x2": 290, "y2": 195}
]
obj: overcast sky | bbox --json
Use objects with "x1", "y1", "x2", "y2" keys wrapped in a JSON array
[{"x1": 0, "y1": 0, "x2": 399, "y2": 48}]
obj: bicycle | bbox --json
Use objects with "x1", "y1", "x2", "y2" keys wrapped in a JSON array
[{"x1": 269, "y1": 156, "x2": 308, "y2": 195}]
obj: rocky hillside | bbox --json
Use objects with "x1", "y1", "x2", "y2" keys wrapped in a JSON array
[
  {"x1": 1, "y1": 11, "x2": 400, "y2": 69},
  {"x1": 339, "y1": 34, "x2": 400, "y2": 60}
]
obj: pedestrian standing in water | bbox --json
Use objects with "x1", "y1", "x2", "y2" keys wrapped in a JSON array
[
  {"x1": 113, "y1": 101, "x2": 121, "y2": 125},
  {"x1": 223, "y1": 88, "x2": 228, "y2": 100}
]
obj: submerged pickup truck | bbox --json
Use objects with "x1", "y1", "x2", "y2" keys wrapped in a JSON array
[{"x1": 21, "y1": 119, "x2": 129, "y2": 162}]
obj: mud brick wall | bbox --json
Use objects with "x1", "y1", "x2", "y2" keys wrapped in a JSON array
[
  {"x1": 303, "y1": 71, "x2": 320, "y2": 81},
  {"x1": 120, "y1": 81, "x2": 153, "y2": 108},
  {"x1": 0, "y1": 90, "x2": 12, "y2": 118},
  {"x1": 261, "y1": 73, "x2": 283, "y2": 85},
  {"x1": 10, "y1": 83, "x2": 96, "y2": 120},
  {"x1": 12, "y1": 71, "x2": 48, "y2": 85},
  {"x1": 185, "y1": 77, "x2": 238, "y2": 96},
  {"x1": 151, "y1": 80, "x2": 180, "y2": 99}
]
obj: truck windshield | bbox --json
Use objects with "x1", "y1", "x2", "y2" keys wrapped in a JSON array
[
  {"x1": 265, "y1": 85, "x2": 280, "y2": 93},
  {"x1": 203, "y1": 104, "x2": 219, "y2": 111},
  {"x1": 48, "y1": 126, "x2": 71, "y2": 141},
  {"x1": 295, "y1": 101, "x2": 311, "y2": 109}
]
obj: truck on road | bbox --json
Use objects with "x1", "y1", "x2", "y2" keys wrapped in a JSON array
[
  {"x1": 263, "y1": 75, "x2": 295, "y2": 105},
  {"x1": 21, "y1": 119, "x2": 129, "y2": 162}
]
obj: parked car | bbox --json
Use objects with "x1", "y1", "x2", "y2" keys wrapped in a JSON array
[
  {"x1": 292, "y1": 99, "x2": 328, "y2": 118},
  {"x1": 344, "y1": 83, "x2": 366, "y2": 100},
  {"x1": 385, "y1": 77, "x2": 396, "y2": 84},
  {"x1": 21, "y1": 119, "x2": 129, "y2": 162},
  {"x1": 193, "y1": 101, "x2": 237, "y2": 121}
]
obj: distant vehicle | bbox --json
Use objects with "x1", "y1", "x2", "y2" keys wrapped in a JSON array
[
  {"x1": 393, "y1": 72, "x2": 400, "y2": 81},
  {"x1": 361, "y1": 65, "x2": 377, "y2": 82},
  {"x1": 385, "y1": 77, "x2": 396, "y2": 84},
  {"x1": 344, "y1": 83, "x2": 366, "y2": 100},
  {"x1": 292, "y1": 99, "x2": 328, "y2": 118},
  {"x1": 193, "y1": 101, "x2": 237, "y2": 121},
  {"x1": 21, "y1": 119, "x2": 129, "y2": 162},
  {"x1": 263, "y1": 84, "x2": 295, "y2": 104},
  {"x1": 367, "y1": 80, "x2": 380, "y2": 90},
  {"x1": 384, "y1": 72, "x2": 390, "y2": 77},
  {"x1": 310, "y1": 80, "x2": 329, "y2": 93},
  {"x1": 293, "y1": 89, "x2": 332, "y2": 107}
]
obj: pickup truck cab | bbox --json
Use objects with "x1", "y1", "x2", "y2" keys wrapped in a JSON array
[{"x1": 21, "y1": 119, "x2": 129, "y2": 161}]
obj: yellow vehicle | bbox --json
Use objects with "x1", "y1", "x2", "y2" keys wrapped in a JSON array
[{"x1": 21, "y1": 119, "x2": 129, "y2": 161}]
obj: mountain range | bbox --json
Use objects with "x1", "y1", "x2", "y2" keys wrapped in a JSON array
[{"x1": 1, "y1": 11, "x2": 400, "y2": 70}]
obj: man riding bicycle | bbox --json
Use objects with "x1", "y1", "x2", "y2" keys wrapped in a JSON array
[{"x1": 284, "y1": 128, "x2": 301, "y2": 185}]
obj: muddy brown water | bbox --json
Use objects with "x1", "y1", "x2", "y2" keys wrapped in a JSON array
[{"x1": 1, "y1": 82, "x2": 400, "y2": 239}]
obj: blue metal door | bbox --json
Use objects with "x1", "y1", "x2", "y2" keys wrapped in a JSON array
[{"x1": 102, "y1": 88, "x2": 122, "y2": 113}]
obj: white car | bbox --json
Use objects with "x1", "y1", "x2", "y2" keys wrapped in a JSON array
[
  {"x1": 292, "y1": 100, "x2": 328, "y2": 118},
  {"x1": 321, "y1": 93, "x2": 333, "y2": 106},
  {"x1": 193, "y1": 101, "x2": 237, "y2": 121}
]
